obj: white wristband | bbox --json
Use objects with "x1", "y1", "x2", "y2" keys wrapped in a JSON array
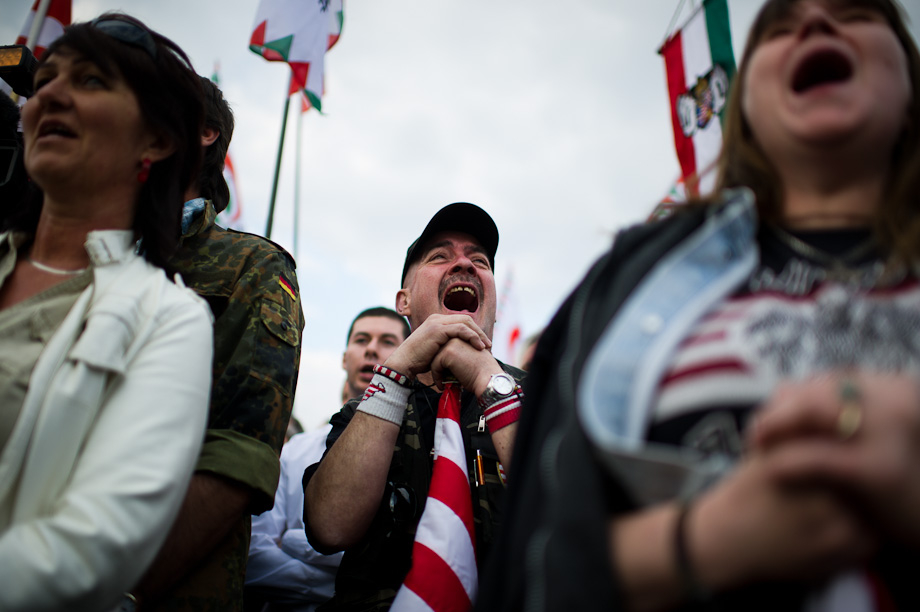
[{"x1": 356, "y1": 373, "x2": 412, "y2": 426}]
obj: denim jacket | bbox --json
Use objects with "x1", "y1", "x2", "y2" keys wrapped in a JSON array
[
  {"x1": 579, "y1": 188, "x2": 758, "y2": 451},
  {"x1": 477, "y1": 188, "x2": 763, "y2": 612}
]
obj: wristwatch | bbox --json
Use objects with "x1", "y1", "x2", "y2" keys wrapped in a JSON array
[{"x1": 478, "y1": 372, "x2": 516, "y2": 408}]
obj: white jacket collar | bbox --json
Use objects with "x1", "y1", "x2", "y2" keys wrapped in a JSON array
[{"x1": 84, "y1": 230, "x2": 137, "y2": 266}]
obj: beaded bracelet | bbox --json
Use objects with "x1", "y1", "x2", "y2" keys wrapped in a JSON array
[{"x1": 373, "y1": 364, "x2": 410, "y2": 387}]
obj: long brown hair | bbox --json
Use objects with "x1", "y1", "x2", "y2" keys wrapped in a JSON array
[{"x1": 712, "y1": 0, "x2": 920, "y2": 264}]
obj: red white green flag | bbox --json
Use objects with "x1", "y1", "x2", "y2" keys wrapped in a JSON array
[
  {"x1": 16, "y1": 0, "x2": 72, "y2": 60},
  {"x1": 647, "y1": 174, "x2": 689, "y2": 221},
  {"x1": 660, "y1": 0, "x2": 735, "y2": 198},
  {"x1": 249, "y1": 0, "x2": 344, "y2": 113}
]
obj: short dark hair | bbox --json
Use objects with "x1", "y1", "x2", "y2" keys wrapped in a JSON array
[
  {"x1": 345, "y1": 307, "x2": 410, "y2": 345},
  {"x1": 27, "y1": 13, "x2": 204, "y2": 269},
  {"x1": 197, "y1": 76, "x2": 234, "y2": 213}
]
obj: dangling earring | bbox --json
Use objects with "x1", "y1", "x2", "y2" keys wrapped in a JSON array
[{"x1": 137, "y1": 157, "x2": 152, "y2": 183}]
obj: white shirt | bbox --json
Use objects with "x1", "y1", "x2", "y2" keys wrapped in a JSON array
[{"x1": 246, "y1": 425, "x2": 343, "y2": 611}]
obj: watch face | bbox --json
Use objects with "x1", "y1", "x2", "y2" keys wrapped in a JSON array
[{"x1": 492, "y1": 373, "x2": 515, "y2": 395}]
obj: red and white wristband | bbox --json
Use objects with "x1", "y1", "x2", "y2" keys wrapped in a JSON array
[
  {"x1": 356, "y1": 365, "x2": 412, "y2": 426},
  {"x1": 373, "y1": 364, "x2": 410, "y2": 387},
  {"x1": 482, "y1": 385, "x2": 523, "y2": 433}
]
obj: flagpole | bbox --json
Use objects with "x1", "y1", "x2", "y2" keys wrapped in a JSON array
[
  {"x1": 265, "y1": 73, "x2": 293, "y2": 238},
  {"x1": 665, "y1": 0, "x2": 710, "y2": 48},
  {"x1": 25, "y1": 0, "x2": 53, "y2": 51},
  {"x1": 293, "y1": 96, "x2": 303, "y2": 260}
]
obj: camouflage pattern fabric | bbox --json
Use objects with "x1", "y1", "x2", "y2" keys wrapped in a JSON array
[
  {"x1": 153, "y1": 201, "x2": 304, "y2": 612},
  {"x1": 306, "y1": 363, "x2": 525, "y2": 612}
]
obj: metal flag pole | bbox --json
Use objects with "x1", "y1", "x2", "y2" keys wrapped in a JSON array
[
  {"x1": 293, "y1": 94, "x2": 303, "y2": 260},
  {"x1": 265, "y1": 73, "x2": 293, "y2": 239}
]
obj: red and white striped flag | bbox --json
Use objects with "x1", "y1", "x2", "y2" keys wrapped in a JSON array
[
  {"x1": 660, "y1": 0, "x2": 735, "y2": 198},
  {"x1": 391, "y1": 383, "x2": 477, "y2": 612},
  {"x1": 491, "y1": 268, "x2": 523, "y2": 366},
  {"x1": 16, "y1": 0, "x2": 71, "y2": 60},
  {"x1": 1, "y1": 0, "x2": 71, "y2": 99}
]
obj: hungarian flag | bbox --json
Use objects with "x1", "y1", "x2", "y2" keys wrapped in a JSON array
[
  {"x1": 647, "y1": 174, "x2": 689, "y2": 221},
  {"x1": 660, "y1": 0, "x2": 735, "y2": 198},
  {"x1": 391, "y1": 383, "x2": 478, "y2": 612},
  {"x1": 249, "y1": 0, "x2": 344, "y2": 113},
  {"x1": 15, "y1": 0, "x2": 71, "y2": 60}
]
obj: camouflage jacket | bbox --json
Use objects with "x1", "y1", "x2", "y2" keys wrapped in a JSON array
[
  {"x1": 153, "y1": 201, "x2": 304, "y2": 612},
  {"x1": 304, "y1": 363, "x2": 525, "y2": 612}
]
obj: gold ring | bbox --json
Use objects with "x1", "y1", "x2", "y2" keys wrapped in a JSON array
[{"x1": 837, "y1": 378, "x2": 862, "y2": 440}]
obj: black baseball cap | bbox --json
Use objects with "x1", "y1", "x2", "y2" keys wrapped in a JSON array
[{"x1": 401, "y1": 202, "x2": 499, "y2": 286}]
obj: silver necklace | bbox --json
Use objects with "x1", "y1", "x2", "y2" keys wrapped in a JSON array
[
  {"x1": 770, "y1": 225, "x2": 878, "y2": 269},
  {"x1": 751, "y1": 226, "x2": 904, "y2": 295},
  {"x1": 26, "y1": 256, "x2": 88, "y2": 276}
]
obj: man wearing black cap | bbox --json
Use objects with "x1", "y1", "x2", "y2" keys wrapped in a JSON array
[{"x1": 303, "y1": 202, "x2": 525, "y2": 610}]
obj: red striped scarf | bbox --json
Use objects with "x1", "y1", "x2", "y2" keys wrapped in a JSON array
[{"x1": 391, "y1": 383, "x2": 477, "y2": 612}]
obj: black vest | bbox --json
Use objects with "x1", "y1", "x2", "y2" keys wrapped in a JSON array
[{"x1": 324, "y1": 365, "x2": 524, "y2": 612}]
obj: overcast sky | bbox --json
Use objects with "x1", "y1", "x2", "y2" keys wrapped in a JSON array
[{"x1": 4, "y1": 0, "x2": 919, "y2": 428}]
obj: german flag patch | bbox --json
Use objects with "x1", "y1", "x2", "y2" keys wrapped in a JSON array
[{"x1": 279, "y1": 276, "x2": 297, "y2": 301}]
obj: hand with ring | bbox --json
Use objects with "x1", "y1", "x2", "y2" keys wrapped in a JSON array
[
  {"x1": 748, "y1": 373, "x2": 920, "y2": 546},
  {"x1": 836, "y1": 378, "x2": 862, "y2": 440}
]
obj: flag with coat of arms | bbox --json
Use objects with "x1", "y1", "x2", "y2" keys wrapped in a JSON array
[
  {"x1": 249, "y1": 0, "x2": 344, "y2": 112},
  {"x1": 659, "y1": 0, "x2": 735, "y2": 199}
]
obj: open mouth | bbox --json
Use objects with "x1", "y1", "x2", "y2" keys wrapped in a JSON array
[
  {"x1": 791, "y1": 48, "x2": 853, "y2": 93},
  {"x1": 38, "y1": 120, "x2": 76, "y2": 139},
  {"x1": 359, "y1": 365, "x2": 375, "y2": 380},
  {"x1": 443, "y1": 284, "x2": 479, "y2": 313}
]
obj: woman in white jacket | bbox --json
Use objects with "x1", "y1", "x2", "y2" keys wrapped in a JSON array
[{"x1": 0, "y1": 14, "x2": 213, "y2": 611}]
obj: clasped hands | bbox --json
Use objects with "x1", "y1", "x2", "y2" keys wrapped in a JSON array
[
  {"x1": 749, "y1": 372, "x2": 920, "y2": 545},
  {"x1": 682, "y1": 372, "x2": 920, "y2": 591},
  {"x1": 380, "y1": 313, "x2": 503, "y2": 397}
]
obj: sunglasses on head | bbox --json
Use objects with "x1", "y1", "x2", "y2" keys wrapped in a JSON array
[{"x1": 90, "y1": 17, "x2": 157, "y2": 60}]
